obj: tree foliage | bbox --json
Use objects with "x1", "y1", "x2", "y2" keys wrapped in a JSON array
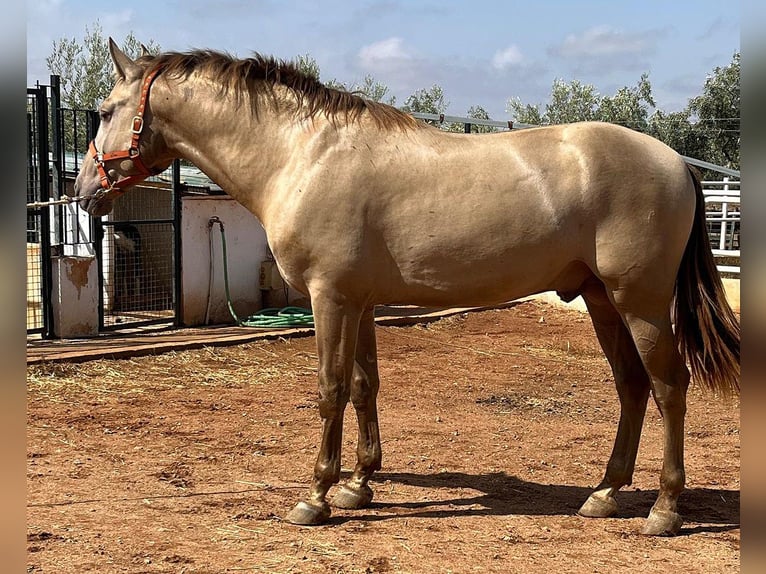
[
  {"x1": 400, "y1": 85, "x2": 449, "y2": 128},
  {"x1": 508, "y1": 74, "x2": 655, "y2": 130},
  {"x1": 687, "y1": 52, "x2": 740, "y2": 169},
  {"x1": 400, "y1": 85, "x2": 448, "y2": 114},
  {"x1": 46, "y1": 21, "x2": 161, "y2": 110},
  {"x1": 294, "y1": 54, "x2": 321, "y2": 81},
  {"x1": 506, "y1": 53, "x2": 740, "y2": 169}
]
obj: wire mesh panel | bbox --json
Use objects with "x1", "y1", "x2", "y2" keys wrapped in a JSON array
[
  {"x1": 98, "y1": 184, "x2": 177, "y2": 330},
  {"x1": 26, "y1": 224, "x2": 45, "y2": 334},
  {"x1": 27, "y1": 87, "x2": 51, "y2": 336}
]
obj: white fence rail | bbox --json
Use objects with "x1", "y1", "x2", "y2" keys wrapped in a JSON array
[{"x1": 702, "y1": 177, "x2": 740, "y2": 275}]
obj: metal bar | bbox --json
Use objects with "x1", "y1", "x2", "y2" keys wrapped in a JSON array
[
  {"x1": 172, "y1": 159, "x2": 184, "y2": 327},
  {"x1": 99, "y1": 316, "x2": 175, "y2": 331},
  {"x1": 98, "y1": 218, "x2": 176, "y2": 226},
  {"x1": 409, "y1": 112, "x2": 536, "y2": 130},
  {"x1": 95, "y1": 218, "x2": 105, "y2": 331},
  {"x1": 50, "y1": 75, "x2": 65, "y2": 245},
  {"x1": 35, "y1": 87, "x2": 54, "y2": 338},
  {"x1": 682, "y1": 156, "x2": 740, "y2": 178},
  {"x1": 715, "y1": 265, "x2": 740, "y2": 274}
]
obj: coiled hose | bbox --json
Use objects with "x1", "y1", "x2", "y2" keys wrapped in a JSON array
[{"x1": 208, "y1": 217, "x2": 314, "y2": 329}]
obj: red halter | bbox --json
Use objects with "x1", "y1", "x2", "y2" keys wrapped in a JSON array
[{"x1": 87, "y1": 65, "x2": 163, "y2": 201}]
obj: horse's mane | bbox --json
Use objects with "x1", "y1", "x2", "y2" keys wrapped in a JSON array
[{"x1": 139, "y1": 50, "x2": 418, "y2": 131}]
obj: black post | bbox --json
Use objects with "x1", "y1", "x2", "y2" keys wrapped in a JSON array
[
  {"x1": 172, "y1": 160, "x2": 184, "y2": 327},
  {"x1": 86, "y1": 110, "x2": 100, "y2": 245},
  {"x1": 49, "y1": 76, "x2": 64, "y2": 197},
  {"x1": 49, "y1": 75, "x2": 65, "y2": 246},
  {"x1": 35, "y1": 88, "x2": 54, "y2": 338},
  {"x1": 464, "y1": 122, "x2": 472, "y2": 134}
]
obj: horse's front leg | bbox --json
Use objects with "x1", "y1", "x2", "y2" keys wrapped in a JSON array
[
  {"x1": 285, "y1": 294, "x2": 362, "y2": 526},
  {"x1": 332, "y1": 307, "x2": 382, "y2": 509}
]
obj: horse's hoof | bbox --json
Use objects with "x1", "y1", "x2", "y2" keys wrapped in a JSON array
[
  {"x1": 640, "y1": 509, "x2": 683, "y2": 536},
  {"x1": 331, "y1": 483, "x2": 373, "y2": 509},
  {"x1": 578, "y1": 493, "x2": 618, "y2": 518},
  {"x1": 284, "y1": 500, "x2": 331, "y2": 525}
]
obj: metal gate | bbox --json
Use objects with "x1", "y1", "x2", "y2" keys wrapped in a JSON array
[
  {"x1": 26, "y1": 85, "x2": 53, "y2": 337},
  {"x1": 94, "y1": 170, "x2": 182, "y2": 330},
  {"x1": 26, "y1": 75, "x2": 182, "y2": 337}
]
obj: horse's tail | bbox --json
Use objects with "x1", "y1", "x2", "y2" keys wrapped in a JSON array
[{"x1": 673, "y1": 165, "x2": 740, "y2": 396}]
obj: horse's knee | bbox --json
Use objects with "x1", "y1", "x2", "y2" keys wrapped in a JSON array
[{"x1": 317, "y1": 375, "x2": 350, "y2": 418}]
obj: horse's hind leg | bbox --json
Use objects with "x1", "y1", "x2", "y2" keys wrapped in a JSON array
[
  {"x1": 332, "y1": 307, "x2": 382, "y2": 509},
  {"x1": 612, "y1": 288, "x2": 690, "y2": 536},
  {"x1": 577, "y1": 279, "x2": 651, "y2": 519}
]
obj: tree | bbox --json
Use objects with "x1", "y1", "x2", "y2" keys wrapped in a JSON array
[
  {"x1": 354, "y1": 75, "x2": 396, "y2": 105},
  {"x1": 506, "y1": 76, "x2": 655, "y2": 127},
  {"x1": 294, "y1": 54, "x2": 321, "y2": 81},
  {"x1": 648, "y1": 109, "x2": 708, "y2": 161},
  {"x1": 545, "y1": 79, "x2": 601, "y2": 124},
  {"x1": 506, "y1": 79, "x2": 599, "y2": 125},
  {"x1": 293, "y1": 55, "x2": 396, "y2": 105},
  {"x1": 445, "y1": 105, "x2": 499, "y2": 133},
  {"x1": 401, "y1": 85, "x2": 448, "y2": 128},
  {"x1": 598, "y1": 73, "x2": 655, "y2": 131},
  {"x1": 505, "y1": 55, "x2": 740, "y2": 170},
  {"x1": 46, "y1": 21, "x2": 161, "y2": 110},
  {"x1": 506, "y1": 97, "x2": 542, "y2": 125},
  {"x1": 688, "y1": 52, "x2": 740, "y2": 169}
]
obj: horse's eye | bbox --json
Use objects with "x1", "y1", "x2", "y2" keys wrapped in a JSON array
[{"x1": 99, "y1": 109, "x2": 112, "y2": 122}]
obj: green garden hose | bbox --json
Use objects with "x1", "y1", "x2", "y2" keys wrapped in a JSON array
[{"x1": 209, "y1": 217, "x2": 314, "y2": 329}]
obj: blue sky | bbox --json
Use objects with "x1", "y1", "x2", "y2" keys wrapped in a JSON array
[{"x1": 26, "y1": 0, "x2": 740, "y2": 119}]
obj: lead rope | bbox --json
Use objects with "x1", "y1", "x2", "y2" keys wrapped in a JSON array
[
  {"x1": 26, "y1": 195, "x2": 78, "y2": 209},
  {"x1": 207, "y1": 217, "x2": 314, "y2": 329}
]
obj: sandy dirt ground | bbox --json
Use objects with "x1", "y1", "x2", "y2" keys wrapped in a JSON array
[{"x1": 27, "y1": 301, "x2": 740, "y2": 573}]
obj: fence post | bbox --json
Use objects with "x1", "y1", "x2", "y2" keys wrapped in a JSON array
[
  {"x1": 50, "y1": 75, "x2": 65, "y2": 245},
  {"x1": 172, "y1": 159, "x2": 184, "y2": 327},
  {"x1": 719, "y1": 177, "x2": 729, "y2": 251}
]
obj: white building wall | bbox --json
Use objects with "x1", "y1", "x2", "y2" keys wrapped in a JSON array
[{"x1": 180, "y1": 195, "x2": 308, "y2": 326}]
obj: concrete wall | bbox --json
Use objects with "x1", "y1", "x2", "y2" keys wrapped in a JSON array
[
  {"x1": 51, "y1": 256, "x2": 99, "y2": 337},
  {"x1": 180, "y1": 195, "x2": 306, "y2": 326}
]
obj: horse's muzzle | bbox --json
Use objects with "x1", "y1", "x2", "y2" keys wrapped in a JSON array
[{"x1": 74, "y1": 178, "x2": 115, "y2": 217}]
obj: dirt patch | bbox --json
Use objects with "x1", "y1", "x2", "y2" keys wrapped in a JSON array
[{"x1": 27, "y1": 301, "x2": 740, "y2": 573}]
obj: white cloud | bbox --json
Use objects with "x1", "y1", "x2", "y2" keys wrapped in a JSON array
[
  {"x1": 357, "y1": 37, "x2": 413, "y2": 70},
  {"x1": 558, "y1": 25, "x2": 649, "y2": 58},
  {"x1": 492, "y1": 45, "x2": 524, "y2": 70},
  {"x1": 549, "y1": 25, "x2": 666, "y2": 74}
]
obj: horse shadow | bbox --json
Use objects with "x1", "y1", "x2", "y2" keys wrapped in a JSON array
[{"x1": 333, "y1": 470, "x2": 739, "y2": 535}]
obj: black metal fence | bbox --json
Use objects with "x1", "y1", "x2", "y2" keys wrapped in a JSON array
[
  {"x1": 26, "y1": 75, "x2": 182, "y2": 337},
  {"x1": 95, "y1": 182, "x2": 180, "y2": 330},
  {"x1": 26, "y1": 85, "x2": 52, "y2": 337}
]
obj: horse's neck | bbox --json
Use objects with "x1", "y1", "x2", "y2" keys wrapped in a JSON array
[{"x1": 155, "y1": 77, "x2": 315, "y2": 222}]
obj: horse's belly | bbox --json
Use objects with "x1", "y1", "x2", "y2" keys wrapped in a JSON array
[{"x1": 376, "y1": 238, "x2": 583, "y2": 307}]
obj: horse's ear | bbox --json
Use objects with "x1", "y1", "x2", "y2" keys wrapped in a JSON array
[
  {"x1": 108, "y1": 37, "x2": 142, "y2": 81},
  {"x1": 140, "y1": 43, "x2": 151, "y2": 58}
]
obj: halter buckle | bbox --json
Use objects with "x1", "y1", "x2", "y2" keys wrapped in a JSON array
[{"x1": 131, "y1": 116, "x2": 144, "y2": 134}]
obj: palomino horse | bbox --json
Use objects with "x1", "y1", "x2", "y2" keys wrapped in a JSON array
[{"x1": 75, "y1": 39, "x2": 739, "y2": 536}]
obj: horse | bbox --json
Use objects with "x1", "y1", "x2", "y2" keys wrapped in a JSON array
[{"x1": 74, "y1": 39, "x2": 740, "y2": 536}]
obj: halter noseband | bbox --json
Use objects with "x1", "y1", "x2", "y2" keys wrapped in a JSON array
[{"x1": 87, "y1": 65, "x2": 163, "y2": 201}]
